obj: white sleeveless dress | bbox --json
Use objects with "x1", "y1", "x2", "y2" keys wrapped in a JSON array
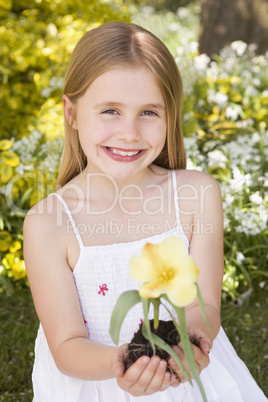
[{"x1": 32, "y1": 171, "x2": 267, "y2": 401}]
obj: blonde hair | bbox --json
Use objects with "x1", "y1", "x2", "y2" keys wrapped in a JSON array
[{"x1": 57, "y1": 22, "x2": 186, "y2": 187}]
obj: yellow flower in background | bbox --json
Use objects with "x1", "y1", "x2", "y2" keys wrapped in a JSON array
[
  {"x1": 130, "y1": 236, "x2": 199, "y2": 307},
  {"x1": 12, "y1": 260, "x2": 26, "y2": 280},
  {"x1": 9, "y1": 241, "x2": 21, "y2": 253}
]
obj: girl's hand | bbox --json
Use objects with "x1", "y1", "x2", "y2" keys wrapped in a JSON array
[
  {"x1": 168, "y1": 326, "x2": 212, "y2": 385},
  {"x1": 112, "y1": 345, "x2": 178, "y2": 396}
]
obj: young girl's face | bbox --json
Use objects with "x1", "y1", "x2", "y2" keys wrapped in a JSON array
[{"x1": 64, "y1": 65, "x2": 167, "y2": 182}]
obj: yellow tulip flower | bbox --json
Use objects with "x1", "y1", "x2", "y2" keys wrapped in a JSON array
[{"x1": 129, "y1": 236, "x2": 199, "y2": 307}]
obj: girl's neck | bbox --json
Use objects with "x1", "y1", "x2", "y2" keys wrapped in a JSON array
[{"x1": 75, "y1": 164, "x2": 167, "y2": 201}]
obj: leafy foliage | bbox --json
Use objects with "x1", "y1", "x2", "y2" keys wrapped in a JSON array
[{"x1": 0, "y1": 0, "x2": 130, "y2": 141}]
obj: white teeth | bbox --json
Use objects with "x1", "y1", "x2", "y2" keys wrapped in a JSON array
[{"x1": 107, "y1": 147, "x2": 140, "y2": 156}]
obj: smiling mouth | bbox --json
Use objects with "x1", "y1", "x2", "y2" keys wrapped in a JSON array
[{"x1": 105, "y1": 147, "x2": 142, "y2": 157}]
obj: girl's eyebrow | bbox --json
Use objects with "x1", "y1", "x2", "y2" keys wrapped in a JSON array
[{"x1": 93, "y1": 101, "x2": 166, "y2": 111}]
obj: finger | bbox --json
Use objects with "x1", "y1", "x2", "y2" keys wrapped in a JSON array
[
  {"x1": 198, "y1": 337, "x2": 212, "y2": 355},
  {"x1": 119, "y1": 355, "x2": 150, "y2": 387},
  {"x1": 191, "y1": 344, "x2": 210, "y2": 371},
  {"x1": 168, "y1": 345, "x2": 190, "y2": 383},
  {"x1": 188, "y1": 328, "x2": 212, "y2": 355},
  {"x1": 112, "y1": 346, "x2": 127, "y2": 378},
  {"x1": 169, "y1": 343, "x2": 210, "y2": 381},
  {"x1": 170, "y1": 373, "x2": 181, "y2": 388},
  {"x1": 133, "y1": 356, "x2": 163, "y2": 394},
  {"x1": 160, "y1": 370, "x2": 174, "y2": 391},
  {"x1": 144, "y1": 359, "x2": 169, "y2": 394}
]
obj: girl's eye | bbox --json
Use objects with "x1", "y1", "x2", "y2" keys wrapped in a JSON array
[
  {"x1": 141, "y1": 110, "x2": 158, "y2": 116},
  {"x1": 102, "y1": 109, "x2": 118, "y2": 115}
]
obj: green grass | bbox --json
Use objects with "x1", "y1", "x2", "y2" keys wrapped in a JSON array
[
  {"x1": 0, "y1": 287, "x2": 267, "y2": 401},
  {"x1": 0, "y1": 288, "x2": 39, "y2": 402}
]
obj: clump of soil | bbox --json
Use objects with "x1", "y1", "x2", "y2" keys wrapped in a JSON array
[{"x1": 124, "y1": 319, "x2": 199, "y2": 372}]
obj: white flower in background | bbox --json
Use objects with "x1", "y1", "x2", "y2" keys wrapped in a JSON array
[
  {"x1": 237, "y1": 119, "x2": 254, "y2": 128},
  {"x1": 225, "y1": 106, "x2": 239, "y2": 120},
  {"x1": 184, "y1": 137, "x2": 196, "y2": 148},
  {"x1": 188, "y1": 41, "x2": 198, "y2": 53},
  {"x1": 231, "y1": 41, "x2": 247, "y2": 56},
  {"x1": 234, "y1": 208, "x2": 264, "y2": 235},
  {"x1": 207, "y1": 149, "x2": 228, "y2": 168},
  {"x1": 177, "y1": 7, "x2": 190, "y2": 19},
  {"x1": 251, "y1": 132, "x2": 260, "y2": 144},
  {"x1": 168, "y1": 22, "x2": 180, "y2": 32},
  {"x1": 193, "y1": 54, "x2": 210, "y2": 71},
  {"x1": 13, "y1": 130, "x2": 42, "y2": 164},
  {"x1": 223, "y1": 216, "x2": 231, "y2": 231},
  {"x1": 236, "y1": 251, "x2": 246, "y2": 264},
  {"x1": 231, "y1": 165, "x2": 243, "y2": 180},
  {"x1": 186, "y1": 158, "x2": 202, "y2": 171},
  {"x1": 249, "y1": 193, "x2": 263, "y2": 205},
  {"x1": 245, "y1": 85, "x2": 258, "y2": 97},
  {"x1": 40, "y1": 87, "x2": 52, "y2": 97},
  {"x1": 208, "y1": 91, "x2": 228, "y2": 107},
  {"x1": 229, "y1": 173, "x2": 252, "y2": 192}
]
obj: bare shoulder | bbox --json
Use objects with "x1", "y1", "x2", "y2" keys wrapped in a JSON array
[
  {"x1": 24, "y1": 194, "x2": 61, "y2": 235},
  {"x1": 175, "y1": 169, "x2": 221, "y2": 199},
  {"x1": 174, "y1": 169, "x2": 223, "y2": 221},
  {"x1": 23, "y1": 193, "x2": 69, "y2": 262},
  {"x1": 176, "y1": 169, "x2": 220, "y2": 188}
]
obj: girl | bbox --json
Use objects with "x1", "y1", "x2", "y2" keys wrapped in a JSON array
[{"x1": 24, "y1": 22, "x2": 267, "y2": 401}]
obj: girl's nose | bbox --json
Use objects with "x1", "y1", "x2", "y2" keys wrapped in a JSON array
[{"x1": 116, "y1": 118, "x2": 140, "y2": 142}]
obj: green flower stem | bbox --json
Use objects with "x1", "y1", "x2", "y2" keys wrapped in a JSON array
[
  {"x1": 175, "y1": 306, "x2": 208, "y2": 402},
  {"x1": 151, "y1": 299, "x2": 160, "y2": 330},
  {"x1": 160, "y1": 294, "x2": 207, "y2": 402},
  {"x1": 141, "y1": 298, "x2": 156, "y2": 355},
  {"x1": 196, "y1": 284, "x2": 210, "y2": 329}
]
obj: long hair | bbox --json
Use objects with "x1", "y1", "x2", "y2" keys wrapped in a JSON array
[{"x1": 57, "y1": 22, "x2": 186, "y2": 188}]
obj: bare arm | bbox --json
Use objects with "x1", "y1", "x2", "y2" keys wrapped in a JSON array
[
  {"x1": 24, "y1": 197, "x2": 119, "y2": 380},
  {"x1": 168, "y1": 171, "x2": 224, "y2": 380},
  {"x1": 185, "y1": 172, "x2": 223, "y2": 341}
]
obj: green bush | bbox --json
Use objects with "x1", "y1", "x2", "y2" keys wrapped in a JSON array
[{"x1": 0, "y1": 0, "x2": 130, "y2": 141}]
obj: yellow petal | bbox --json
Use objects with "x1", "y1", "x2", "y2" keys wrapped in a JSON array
[
  {"x1": 139, "y1": 281, "x2": 165, "y2": 299},
  {"x1": 158, "y1": 236, "x2": 187, "y2": 268},
  {"x1": 167, "y1": 276, "x2": 197, "y2": 307},
  {"x1": 176, "y1": 255, "x2": 200, "y2": 282},
  {"x1": 141, "y1": 243, "x2": 163, "y2": 272},
  {"x1": 129, "y1": 256, "x2": 156, "y2": 282}
]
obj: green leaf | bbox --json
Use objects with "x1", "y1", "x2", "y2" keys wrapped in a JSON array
[
  {"x1": 141, "y1": 298, "x2": 156, "y2": 355},
  {"x1": 173, "y1": 305, "x2": 208, "y2": 402},
  {"x1": 196, "y1": 284, "x2": 210, "y2": 329},
  {"x1": 1, "y1": 151, "x2": 20, "y2": 167},
  {"x1": 0, "y1": 163, "x2": 13, "y2": 183},
  {"x1": 160, "y1": 294, "x2": 207, "y2": 401},
  {"x1": 109, "y1": 290, "x2": 141, "y2": 345},
  {"x1": 0, "y1": 230, "x2": 12, "y2": 251},
  {"x1": 0, "y1": 140, "x2": 13, "y2": 151}
]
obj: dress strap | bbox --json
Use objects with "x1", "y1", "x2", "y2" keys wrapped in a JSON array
[
  {"x1": 171, "y1": 170, "x2": 183, "y2": 230},
  {"x1": 49, "y1": 193, "x2": 84, "y2": 249}
]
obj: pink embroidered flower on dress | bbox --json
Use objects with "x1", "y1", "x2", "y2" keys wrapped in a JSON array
[
  {"x1": 139, "y1": 319, "x2": 143, "y2": 327},
  {"x1": 98, "y1": 284, "x2": 108, "y2": 296}
]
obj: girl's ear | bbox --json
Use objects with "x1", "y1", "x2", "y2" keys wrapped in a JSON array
[{"x1": 63, "y1": 95, "x2": 78, "y2": 129}]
